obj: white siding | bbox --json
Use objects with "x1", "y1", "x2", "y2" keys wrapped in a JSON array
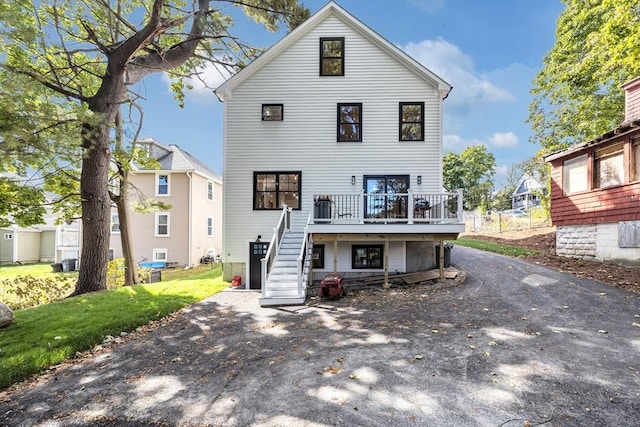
[{"x1": 223, "y1": 15, "x2": 445, "y2": 265}]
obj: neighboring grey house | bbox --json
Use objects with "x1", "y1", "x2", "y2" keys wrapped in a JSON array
[
  {"x1": 0, "y1": 218, "x2": 80, "y2": 267},
  {"x1": 216, "y1": 2, "x2": 464, "y2": 306},
  {"x1": 511, "y1": 174, "x2": 546, "y2": 210},
  {"x1": 109, "y1": 138, "x2": 222, "y2": 268}
]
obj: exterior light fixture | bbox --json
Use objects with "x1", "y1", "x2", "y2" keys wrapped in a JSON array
[
  {"x1": 417, "y1": 175, "x2": 422, "y2": 185},
  {"x1": 351, "y1": 175, "x2": 356, "y2": 185}
]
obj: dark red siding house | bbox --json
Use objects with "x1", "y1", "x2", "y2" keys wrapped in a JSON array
[{"x1": 545, "y1": 77, "x2": 640, "y2": 266}]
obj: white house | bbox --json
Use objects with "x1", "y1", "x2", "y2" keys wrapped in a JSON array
[{"x1": 216, "y1": 1, "x2": 464, "y2": 306}]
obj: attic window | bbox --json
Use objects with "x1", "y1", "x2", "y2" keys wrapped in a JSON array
[
  {"x1": 262, "y1": 104, "x2": 283, "y2": 121},
  {"x1": 320, "y1": 37, "x2": 344, "y2": 76}
]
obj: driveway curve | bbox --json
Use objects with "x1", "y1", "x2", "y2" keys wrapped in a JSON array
[{"x1": 1, "y1": 246, "x2": 639, "y2": 426}]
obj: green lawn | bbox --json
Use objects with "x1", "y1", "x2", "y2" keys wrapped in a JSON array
[
  {"x1": 0, "y1": 262, "x2": 77, "y2": 279},
  {"x1": 0, "y1": 266, "x2": 227, "y2": 390},
  {"x1": 454, "y1": 238, "x2": 540, "y2": 257}
]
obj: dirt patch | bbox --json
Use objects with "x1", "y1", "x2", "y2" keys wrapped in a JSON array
[{"x1": 461, "y1": 226, "x2": 640, "y2": 294}]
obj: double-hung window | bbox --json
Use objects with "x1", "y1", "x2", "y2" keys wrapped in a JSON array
[
  {"x1": 320, "y1": 37, "x2": 344, "y2": 76},
  {"x1": 337, "y1": 103, "x2": 362, "y2": 142},
  {"x1": 111, "y1": 214, "x2": 120, "y2": 233},
  {"x1": 157, "y1": 174, "x2": 169, "y2": 196},
  {"x1": 254, "y1": 172, "x2": 301, "y2": 210},
  {"x1": 207, "y1": 217, "x2": 213, "y2": 237},
  {"x1": 207, "y1": 181, "x2": 214, "y2": 201},
  {"x1": 399, "y1": 102, "x2": 425, "y2": 141},
  {"x1": 155, "y1": 212, "x2": 170, "y2": 236}
]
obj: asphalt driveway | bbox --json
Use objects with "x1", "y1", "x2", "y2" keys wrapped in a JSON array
[{"x1": 1, "y1": 246, "x2": 639, "y2": 426}]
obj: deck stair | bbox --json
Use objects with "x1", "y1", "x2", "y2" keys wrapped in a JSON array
[{"x1": 259, "y1": 230, "x2": 310, "y2": 306}]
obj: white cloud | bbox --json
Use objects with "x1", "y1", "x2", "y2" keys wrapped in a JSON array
[
  {"x1": 444, "y1": 134, "x2": 485, "y2": 153},
  {"x1": 487, "y1": 132, "x2": 519, "y2": 148},
  {"x1": 445, "y1": 131, "x2": 519, "y2": 153},
  {"x1": 402, "y1": 38, "x2": 514, "y2": 106},
  {"x1": 408, "y1": 0, "x2": 446, "y2": 14},
  {"x1": 161, "y1": 63, "x2": 233, "y2": 105}
]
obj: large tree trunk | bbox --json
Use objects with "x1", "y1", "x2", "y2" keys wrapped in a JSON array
[
  {"x1": 73, "y1": 120, "x2": 113, "y2": 295},
  {"x1": 72, "y1": 69, "x2": 126, "y2": 295}
]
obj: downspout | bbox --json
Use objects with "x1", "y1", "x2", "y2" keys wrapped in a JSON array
[
  {"x1": 187, "y1": 171, "x2": 193, "y2": 267},
  {"x1": 12, "y1": 226, "x2": 18, "y2": 264}
]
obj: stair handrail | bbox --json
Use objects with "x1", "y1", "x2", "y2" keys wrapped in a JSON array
[
  {"x1": 297, "y1": 223, "x2": 311, "y2": 298},
  {"x1": 261, "y1": 205, "x2": 290, "y2": 298}
]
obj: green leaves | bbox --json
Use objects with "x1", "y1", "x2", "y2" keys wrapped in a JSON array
[
  {"x1": 443, "y1": 145, "x2": 496, "y2": 211},
  {"x1": 529, "y1": 0, "x2": 640, "y2": 153}
]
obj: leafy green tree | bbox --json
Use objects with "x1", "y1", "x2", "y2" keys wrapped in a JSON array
[
  {"x1": 529, "y1": 0, "x2": 640, "y2": 153},
  {"x1": 0, "y1": 0, "x2": 309, "y2": 295},
  {"x1": 443, "y1": 145, "x2": 496, "y2": 212}
]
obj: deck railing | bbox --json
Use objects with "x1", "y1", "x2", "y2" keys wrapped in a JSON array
[{"x1": 311, "y1": 189, "x2": 463, "y2": 224}]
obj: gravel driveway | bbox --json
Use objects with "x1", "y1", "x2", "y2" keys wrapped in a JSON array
[{"x1": 1, "y1": 246, "x2": 639, "y2": 426}]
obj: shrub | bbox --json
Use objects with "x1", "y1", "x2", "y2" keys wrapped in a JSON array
[{"x1": 0, "y1": 275, "x2": 74, "y2": 310}]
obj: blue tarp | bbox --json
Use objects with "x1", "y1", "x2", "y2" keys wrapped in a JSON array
[{"x1": 138, "y1": 261, "x2": 166, "y2": 269}]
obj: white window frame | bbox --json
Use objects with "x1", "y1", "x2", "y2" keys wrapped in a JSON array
[
  {"x1": 111, "y1": 214, "x2": 120, "y2": 234},
  {"x1": 207, "y1": 181, "x2": 214, "y2": 201},
  {"x1": 207, "y1": 217, "x2": 214, "y2": 237},
  {"x1": 156, "y1": 173, "x2": 170, "y2": 197},
  {"x1": 3, "y1": 233, "x2": 13, "y2": 240},
  {"x1": 153, "y1": 248, "x2": 168, "y2": 262},
  {"x1": 562, "y1": 154, "x2": 588, "y2": 195},
  {"x1": 155, "y1": 212, "x2": 170, "y2": 237}
]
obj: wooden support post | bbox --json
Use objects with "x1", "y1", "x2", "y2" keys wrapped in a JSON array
[
  {"x1": 438, "y1": 239, "x2": 444, "y2": 281},
  {"x1": 383, "y1": 239, "x2": 390, "y2": 288}
]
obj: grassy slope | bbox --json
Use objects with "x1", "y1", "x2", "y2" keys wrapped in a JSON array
[
  {"x1": 454, "y1": 237, "x2": 540, "y2": 257},
  {"x1": 0, "y1": 267, "x2": 226, "y2": 389}
]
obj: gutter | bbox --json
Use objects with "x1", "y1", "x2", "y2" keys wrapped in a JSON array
[{"x1": 187, "y1": 171, "x2": 193, "y2": 267}]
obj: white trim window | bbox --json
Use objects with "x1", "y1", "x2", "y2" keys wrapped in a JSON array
[
  {"x1": 207, "y1": 181, "x2": 214, "y2": 201},
  {"x1": 153, "y1": 248, "x2": 168, "y2": 262},
  {"x1": 207, "y1": 217, "x2": 214, "y2": 237},
  {"x1": 156, "y1": 173, "x2": 170, "y2": 196},
  {"x1": 155, "y1": 212, "x2": 170, "y2": 237},
  {"x1": 111, "y1": 214, "x2": 120, "y2": 233},
  {"x1": 3, "y1": 233, "x2": 13, "y2": 240}
]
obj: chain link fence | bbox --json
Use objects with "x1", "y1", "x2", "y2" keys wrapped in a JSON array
[{"x1": 464, "y1": 208, "x2": 551, "y2": 234}]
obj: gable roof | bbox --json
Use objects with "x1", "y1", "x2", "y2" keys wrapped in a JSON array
[
  {"x1": 135, "y1": 137, "x2": 222, "y2": 183},
  {"x1": 215, "y1": 1, "x2": 451, "y2": 100},
  {"x1": 511, "y1": 174, "x2": 543, "y2": 197}
]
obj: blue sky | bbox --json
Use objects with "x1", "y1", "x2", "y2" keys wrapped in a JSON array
[{"x1": 135, "y1": 0, "x2": 564, "y2": 187}]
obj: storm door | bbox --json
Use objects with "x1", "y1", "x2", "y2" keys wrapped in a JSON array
[{"x1": 364, "y1": 175, "x2": 409, "y2": 220}]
